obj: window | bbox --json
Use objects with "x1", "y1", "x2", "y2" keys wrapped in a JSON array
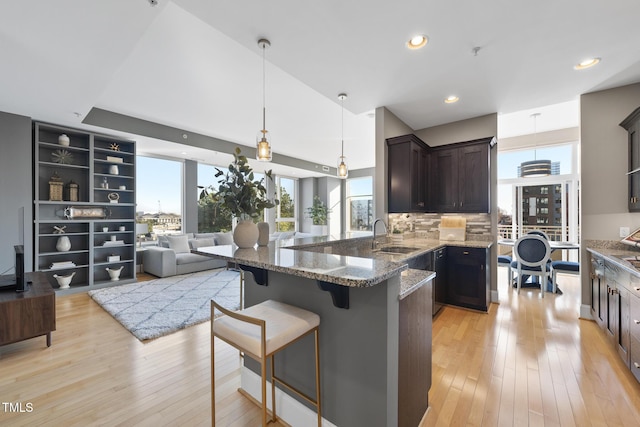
[
  {"x1": 276, "y1": 176, "x2": 296, "y2": 231},
  {"x1": 136, "y1": 156, "x2": 183, "y2": 239},
  {"x1": 346, "y1": 177, "x2": 373, "y2": 235},
  {"x1": 197, "y1": 163, "x2": 233, "y2": 232}
]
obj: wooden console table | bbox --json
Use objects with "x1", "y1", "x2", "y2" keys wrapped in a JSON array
[{"x1": 0, "y1": 272, "x2": 56, "y2": 347}]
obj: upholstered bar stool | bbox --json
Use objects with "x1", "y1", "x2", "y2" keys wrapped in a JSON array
[{"x1": 211, "y1": 299, "x2": 321, "y2": 427}]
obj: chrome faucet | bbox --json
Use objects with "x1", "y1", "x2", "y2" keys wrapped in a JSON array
[{"x1": 372, "y1": 218, "x2": 388, "y2": 249}]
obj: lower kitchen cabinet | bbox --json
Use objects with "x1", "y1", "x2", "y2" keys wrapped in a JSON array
[
  {"x1": 446, "y1": 246, "x2": 489, "y2": 311},
  {"x1": 588, "y1": 248, "x2": 640, "y2": 383},
  {"x1": 433, "y1": 248, "x2": 447, "y2": 315}
]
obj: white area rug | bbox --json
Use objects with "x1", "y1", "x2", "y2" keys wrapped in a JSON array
[{"x1": 88, "y1": 268, "x2": 241, "y2": 341}]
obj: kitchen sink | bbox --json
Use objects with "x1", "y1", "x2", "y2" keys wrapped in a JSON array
[{"x1": 376, "y1": 246, "x2": 420, "y2": 254}]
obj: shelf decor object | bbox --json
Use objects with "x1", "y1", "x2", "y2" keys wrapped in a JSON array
[
  {"x1": 53, "y1": 272, "x2": 75, "y2": 289},
  {"x1": 58, "y1": 134, "x2": 70, "y2": 146},
  {"x1": 49, "y1": 172, "x2": 64, "y2": 201},
  {"x1": 66, "y1": 180, "x2": 79, "y2": 202},
  {"x1": 108, "y1": 192, "x2": 120, "y2": 203},
  {"x1": 52, "y1": 149, "x2": 73, "y2": 165},
  {"x1": 64, "y1": 206, "x2": 110, "y2": 219}
]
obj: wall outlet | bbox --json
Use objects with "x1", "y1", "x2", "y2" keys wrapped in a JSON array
[{"x1": 620, "y1": 226, "x2": 630, "y2": 237}]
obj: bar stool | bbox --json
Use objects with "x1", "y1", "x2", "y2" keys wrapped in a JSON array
[{"x1": 211, "y1": 299, "x2": 321, "y2": 426}]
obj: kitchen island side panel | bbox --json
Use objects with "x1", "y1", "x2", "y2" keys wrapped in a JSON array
[{"x1": 242, "y1": 270, "x2": 401, "y2": 427}]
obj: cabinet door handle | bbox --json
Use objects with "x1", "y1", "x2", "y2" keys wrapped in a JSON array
[
  {"x1": 460, "y1": 201, "x2": 463, "y2": 207},
  {"x1": 635, "y1": 362, "x2": 640, "y2": 369},
  {"x1": 463, "y1": 251, "x2": 469, "y2": 255}
]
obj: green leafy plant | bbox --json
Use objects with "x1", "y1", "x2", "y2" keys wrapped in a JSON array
[
  {"x1": 392, "y1": 227, "x2": 402, "y2": 234},
  {"x1": 305, "y1": 196, "x2": 331, "y2": 225},
  {"x1": 209, "y1": 147, "x2": 278, "y2": 220}
]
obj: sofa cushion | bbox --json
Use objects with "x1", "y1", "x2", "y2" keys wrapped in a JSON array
[
  {"x1": 166, "y1": 235, "x2": 191, "y2": 254},
  {"x1": 189, "y1": 237, "x2": 215, "y2": 249},
  {"x1": 175, "y1": 252, "x2": 212, "y2": 265},
  {"x1": 213, "y1": 232, "x2": 233, "y2": 245},
  {"x1": 194, "y1": 233, "x2": 216, "y2": 239}
]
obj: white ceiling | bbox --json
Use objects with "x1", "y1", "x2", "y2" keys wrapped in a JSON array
[{"x1": 1, "y1": 0, "x2": 640, "y2": 176}]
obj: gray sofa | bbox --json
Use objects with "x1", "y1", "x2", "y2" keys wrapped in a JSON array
[{"x1": 143, "y1": 232, "x2": 232, "y2": 278}]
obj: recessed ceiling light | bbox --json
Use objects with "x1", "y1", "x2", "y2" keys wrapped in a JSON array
[
  {"x1": 444, "y1": 95, "x2": 459, "y2": 104},
  {"x1": 407, "y1": 35, "x2": 428, "y2": 50},
  {"x1": 574, "y1": 57, "x2": 600, "y2": 70}
]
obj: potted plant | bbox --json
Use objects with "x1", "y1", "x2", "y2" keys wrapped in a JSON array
[
  {"x1": 213, "y1": 147, "x2": 278, "y2": 248},
  {"x1": 391, "y1": 227, "x2": 403, "y2": 243},
  {"x1": 305, "y1": 196, "x2": 331, "y2": 236}
]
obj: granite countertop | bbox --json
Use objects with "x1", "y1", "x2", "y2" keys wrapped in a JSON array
[
  {"x1": 586, "y1": 246, "x2": 640, "y2": 277},
  {"x1": 194, "y1": 236, "x2": 492, "y2": 291},
  {"x1": 400, "y1": 269, "x2": 436, "y2": 300}
]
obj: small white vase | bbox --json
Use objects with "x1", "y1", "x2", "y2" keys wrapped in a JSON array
[
  {"x1": 310, "y1": 224, "x2": 327, "y2": 236},
  {"x1": 58, "y1": 134, "x2": 70, "y2": 146},
  {"x1": 53, "y1": 272, "x2": 75, "y2": 289},
  {"x1": 109, "y1": 164, "x2": 119, "y2": 175},
  {"x1": 233, "y1": 220, "x2": 259, "y2": 249},
  {"x1": 257, "y1": 222, "x2": 270, "y2": 246},
  {"x1": 106, "y1": 266, "x2": 124, "y2": 281},
  {"x1": 56, "y1": 235, "x2": 71, "y2": 252}
]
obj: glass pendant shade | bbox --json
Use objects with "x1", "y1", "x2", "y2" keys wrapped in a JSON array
[
  {"x1": 256, "y1": 129, "x2": 272, "y2": 162},
  {"x1": 337, "y1": 155, "x2": 348, "y2": 179}
]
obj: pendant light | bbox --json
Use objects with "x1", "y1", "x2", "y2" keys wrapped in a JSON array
[
  {"x1": 337, "y1": 93, "x2": 348, "y2": 179},
  {"x1": 256, "y1": 38, "x2": 272, "y2": 162},
  {"x1": 520, "y1": 113, "x2": 551, "y2": 177}
]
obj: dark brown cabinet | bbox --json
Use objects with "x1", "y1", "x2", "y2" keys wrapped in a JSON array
[
  {"x1": 431, "y1": 138, "x2": 492, "y2": 213},
  {"x1": 604, "y1": 260, "x2": 631, "y2": 364},
  {"x1": 445, "y1": 246, "x2": 489, "y2": 311},
  {"x1": 0, "y1": 272, "x2": 55, "y2": 347},
  {"x1": 620, "y1": 106, "x2": 640, "y2": 212},
  {"x1": 590, "y1": 254, "x2": 606, "y2": 329},
  {"x1": 387, "y1": 134, "x2": 428, "y2": 213},
  {"x1": 433, "y1": 247, "x2": 447, "y2": 315}
]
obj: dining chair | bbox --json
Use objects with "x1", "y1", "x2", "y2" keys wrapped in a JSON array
[
  {"x1": 498, "y1": 254, "x2": 514, "y2": 287},
  {"x1": 512, "y1": 234, "x2": 552, "y2": 297},
  {"x1": 527, "y1": 229, "x2": 550, "y2": 240}
]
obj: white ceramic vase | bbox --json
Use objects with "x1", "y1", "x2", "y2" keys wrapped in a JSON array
[
  {"x1": 53, "y1": 272, "x2": 75, "y2": 289},
  {"x1": 109, "y1": 164, "x2": 119, "y2": 175},
  {"x1": 56, "y1": 235, "x2": 71, "y2": 252},
  {"x1": 58, "y1": 134, "x2": 70, "y2": 146},
  {"x1": 233, "y1": 220, "x2": 259, "y2": 248},
  {"x1": 310, "y1": 224, "x2": 327, "y2": 236},
  {"x1": 257, "y1": 222, "x2": 270, "y2": 246},
  {"x1": 106, "y1": 266, "x2": 124, "y2": 281}
]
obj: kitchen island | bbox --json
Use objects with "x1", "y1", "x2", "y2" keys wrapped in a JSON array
[
  {"x1": 195, "y1": 236, "x2": 489, "y2": 426},
  {"x1": 197, "y1": 239, "x2": 435, "y2": 426}
]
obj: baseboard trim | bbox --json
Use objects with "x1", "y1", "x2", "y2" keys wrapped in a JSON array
[
  {"x1": 579, "y1": 304, "x2": 593, "y2": 320},
  {"x1": 241, "y1": 367, "x2": 336, "y2": 427}
]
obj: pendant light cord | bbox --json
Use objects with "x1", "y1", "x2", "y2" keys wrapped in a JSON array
[
  {"x1": 341, "y1": 96, "x2": 344, "y2": 157},
  {"x1": 262, "y1": 42, "x2": 266, "y2": 132}
]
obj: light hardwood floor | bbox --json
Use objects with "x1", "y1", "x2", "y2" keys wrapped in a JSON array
[{"x1": 1, "y1": 270, "x2": 639, "y2": 426}]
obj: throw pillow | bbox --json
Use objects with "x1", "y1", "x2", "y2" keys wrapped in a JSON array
[
  {"x1": 189, "y1": 237, "x2": 215, "y2": 249},
  {"x1": 166, "y1": 235, "x2": 191, "y2": 254},
  {"x1": 194, "y1": 233, "x2": 216, "y2": 239},
  {"x1": 213, "y1": 232, "x2": 233, "y2": 245}
]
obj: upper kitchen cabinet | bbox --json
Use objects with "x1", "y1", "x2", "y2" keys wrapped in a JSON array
[
  {"x1": 620, "y1": 106, "x2": 640, "y2": 212},
  {"x1": 430, "y1": 137, "x2": 494, "y2": 213},
  {"x1": 387, "y1": 134, "x2": 428, "y2": 213}
]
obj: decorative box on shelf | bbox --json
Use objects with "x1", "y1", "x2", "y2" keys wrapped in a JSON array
[{"x1": 107, "y1": 255, "x2": 120, "y2": 262}]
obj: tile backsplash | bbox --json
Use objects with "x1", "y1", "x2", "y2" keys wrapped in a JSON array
[{"x1": 388, "y1": 213, "x2": 492, "y2": 241}]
